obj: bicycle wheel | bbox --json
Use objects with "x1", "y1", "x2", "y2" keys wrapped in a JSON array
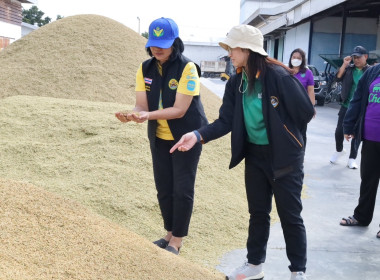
[{"x1": 325, "y1": 91, "x2": 332, "y2": 104}]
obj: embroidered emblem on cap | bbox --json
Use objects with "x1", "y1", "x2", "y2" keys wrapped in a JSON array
[
  {"x1": 271, "y1": 96, "x2": 279, "y2": 107},
  {"x1": 168, "y1": 79, "x2": 178, "y2": 90},
  {"x1": 153, "y1": 27, "x2": 164, "y2": 38}
]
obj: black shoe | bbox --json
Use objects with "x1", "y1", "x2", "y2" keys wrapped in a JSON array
[
  {"x1": 165, "y1": 245, "x2": 180, "y2": 255},
  {"x1": 153, "y1": 238, "x2": 169, "y2": 248}
]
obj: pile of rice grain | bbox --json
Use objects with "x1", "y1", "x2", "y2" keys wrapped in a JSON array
[
  {"x1": 0, "y1": 178, "x2": 223, "y2": 280},
  {"x1": 0, "y1": 14, "x2": 148, "y2": 104}
]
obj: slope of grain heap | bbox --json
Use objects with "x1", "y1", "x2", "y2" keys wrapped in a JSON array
[
  {"x1": 0, "y1": 14, "x2": 148, "y2": 104},
  {"x1": 0, "y1": 179, "x2": 223, "y2": 280}
]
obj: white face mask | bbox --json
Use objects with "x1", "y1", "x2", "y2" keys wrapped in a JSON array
[{"x1": 291, "y1": 59, "x2": 302, "y2": 67}]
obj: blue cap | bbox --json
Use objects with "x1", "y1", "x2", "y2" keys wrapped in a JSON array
[{"x1": 146, "y1": 17, "x2": 179, "y2": 49}]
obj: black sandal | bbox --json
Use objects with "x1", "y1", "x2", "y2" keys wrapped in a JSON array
[
  {"x1": 340, "y1": 216, "x2": 362, "y2": 226},
  {"x1": 153, "y1": 238, "x2": 169, "y2": 248},
  {"x1": 165, "y1": 245, "x2": 180, "y2": 255}
]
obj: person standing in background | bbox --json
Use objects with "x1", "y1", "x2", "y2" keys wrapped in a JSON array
[
  {"x1": 330, "y1": 46, "x2": 370, "y2": 169},
  {"x1": 289, "y1": 48, "x2": 316, "y2": 146},
  {"x1": 115, "y1": 17, "x2": 208, "y2": 255},
  {"x1": 339, "y1": 63, "x2": 380, "y2": 240},
  {"x1": 170, "y1": 25, "x2": 314, "y2": 280}
]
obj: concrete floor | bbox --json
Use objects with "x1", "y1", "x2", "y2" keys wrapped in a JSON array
[
  {"x1": 200, "y1": 77, "x2": 227, "y2": 99},
  {"x1": 201, "y1": 79, "x2": 380, "y2": 280}
]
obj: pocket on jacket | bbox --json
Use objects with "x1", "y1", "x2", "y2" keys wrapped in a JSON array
[{"x1": 283, "y1": 124, "x2": 303, "y2": 148}]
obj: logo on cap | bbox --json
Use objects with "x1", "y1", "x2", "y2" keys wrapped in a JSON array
[{"x1": 153, "y1": 27, "x2": 164, "y2": 38}]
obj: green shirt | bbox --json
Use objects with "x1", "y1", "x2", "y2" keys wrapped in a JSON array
[
  {"x1": 342, "y1": 67, "x2": 363, "y2": 108},
  {"x1": 242, "y1": 71, "x2": 269, "y2": 145}
]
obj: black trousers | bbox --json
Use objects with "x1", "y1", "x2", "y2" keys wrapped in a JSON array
[
  {"x1": 150, "y1": 137, "x2": 202, "y2": 237},
  {"x1": 353, "y1": 140, "x2": 380, "y2": 226},
  {"x1": 335, "y1": 106, "x2": 359, "y2": 159},
  {"x1": 245, "y1": 143, "x2": 307, "y2": 272}
]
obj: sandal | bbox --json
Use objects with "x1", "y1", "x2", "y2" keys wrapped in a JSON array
[
  {"x1": 165, "y1": 245, "x2": 180, "y2": 255},
  {"x1": 340, "y1": 216, "x2": 362, "y2": 226},
  {"x1": 165, "y1": 245, "x2": 182, "y2": 255},
  {"x1": 153, "y1": 238, "x2": 169, "y2": 249},
  {"x1": 377, "y1": 225, "x2": 380, "y2": 239}
]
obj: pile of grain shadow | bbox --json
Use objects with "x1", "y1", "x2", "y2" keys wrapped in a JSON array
[
  {"x1": 0, "y1": 14, "x2": 148, "y2": 104},
  {"x1": 0, "y1": 178, "x2": 224, "y2": 280}
]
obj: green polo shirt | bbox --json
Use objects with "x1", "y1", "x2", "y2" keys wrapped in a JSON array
[
  {"x1": 242, "y1": 71, "x2": 269, "y2": 145},
  {"x1": 342, "y1": 67, "x2": 363, "y2": 108}
]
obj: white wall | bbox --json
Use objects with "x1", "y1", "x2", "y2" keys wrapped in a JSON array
[
  {"x1": 240, "y1": 0, "x2": 284, "y2": 23},
  {"x1": 0, "y1": 21, "x2": 21, "y2": 41},
  {"x1": 288, "y1": 0, "x2": 346, "y2": 26},
  {"x1": 266, "y1": 39, "x2": 274, "y2": 57},
  {"x1": 21, "y1": 22, "x2": 38, "y2": 37},
  {"x1": 183, "y1": 44, "x2": 227, "y2": 66},
  {"x1": 283, "y1": 21, "x2": 310, "y2": 64}
]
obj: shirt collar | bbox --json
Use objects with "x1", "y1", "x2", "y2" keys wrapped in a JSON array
[{"x1": 242, "y1": 68, "x2": 260, "y2": 82}]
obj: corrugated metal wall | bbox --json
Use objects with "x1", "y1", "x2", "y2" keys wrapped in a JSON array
[
  {"x1": 310, "y1": 17, "x2": 377, "y2": 71},
  {"x1": 0, "y1": 0, "x2": 22, "y2": 26}
]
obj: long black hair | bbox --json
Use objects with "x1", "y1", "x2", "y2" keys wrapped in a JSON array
[
  {"x1": 245, "y1": 50, "x2": 291, "y2": 92},
  {"x1": 288, "y1": 48, "x2": 307, "y2": 73},
  {"x1": 145, "y1": 37, "x2": 184, "y2": 61}
]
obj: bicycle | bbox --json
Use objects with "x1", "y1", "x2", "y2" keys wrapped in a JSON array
[{"x1": 324, "y1": 80, "x2": 342, "y2": 104}]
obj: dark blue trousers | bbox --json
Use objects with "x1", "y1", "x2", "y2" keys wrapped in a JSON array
[
  {"x1": 244, "y1": 143, "x2": 307, "y2": 272},
  {"x1": 150, "y1": 137, "x2": 202, "y2": 237}
]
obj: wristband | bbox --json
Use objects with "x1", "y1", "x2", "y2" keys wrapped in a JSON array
[{"x1": 193, "y1": 130, "x2": 201, "y2": 143}]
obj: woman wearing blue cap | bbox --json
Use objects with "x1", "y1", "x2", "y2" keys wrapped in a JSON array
[{"x1": 115, "y1": 17, "x2": 208, "y2": 255}]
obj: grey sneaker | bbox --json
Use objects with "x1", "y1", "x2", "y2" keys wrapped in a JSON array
[
  {"x1": 290, "y1": 271, "x2": 307, "y2": 280},
  {"x1": 226, "y1": 263, "x2": 264, "y2": 280}
]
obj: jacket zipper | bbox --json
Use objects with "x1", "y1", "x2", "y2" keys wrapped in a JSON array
[{"x1": 283, "y1": 124, "x2": 303, "y2": 148}]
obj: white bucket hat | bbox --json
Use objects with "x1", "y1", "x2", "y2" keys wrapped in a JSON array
[{"x1": 219, "y1": 25, "x2": 268, "y2": 57}]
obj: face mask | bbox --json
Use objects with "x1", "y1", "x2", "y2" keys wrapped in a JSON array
[{"x1": 291, "y1": 59, "x2": 302, "y2": 67}]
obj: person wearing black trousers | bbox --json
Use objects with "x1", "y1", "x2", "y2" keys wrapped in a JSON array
[
  {"x1": 329, "y1": 46, "x2": 370, "y2": 169},
  {"x1": 170, "y1": 25, "x2": 314, "y2": 280},
  {"x1": 115, "y1": 17, "x2": 208, "y2": 254},
  {"x1": 340, "y1": 63, "x2": 380, "y2": 240}
]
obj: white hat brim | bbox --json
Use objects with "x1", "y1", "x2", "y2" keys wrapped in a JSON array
[{"x1": 219, "y1": 38, "x2": 268, "y2": 57}]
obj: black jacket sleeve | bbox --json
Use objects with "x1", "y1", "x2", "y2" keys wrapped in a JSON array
[
  {"x1": 279, "y1": 74, "x2": 314, "y2": 128},
  {"x1": 198, "y1": 76, "x2": 237, "y2": 143},
  {"x1": 343, "y1": 68, "x2": 368, "y2": 135}
]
